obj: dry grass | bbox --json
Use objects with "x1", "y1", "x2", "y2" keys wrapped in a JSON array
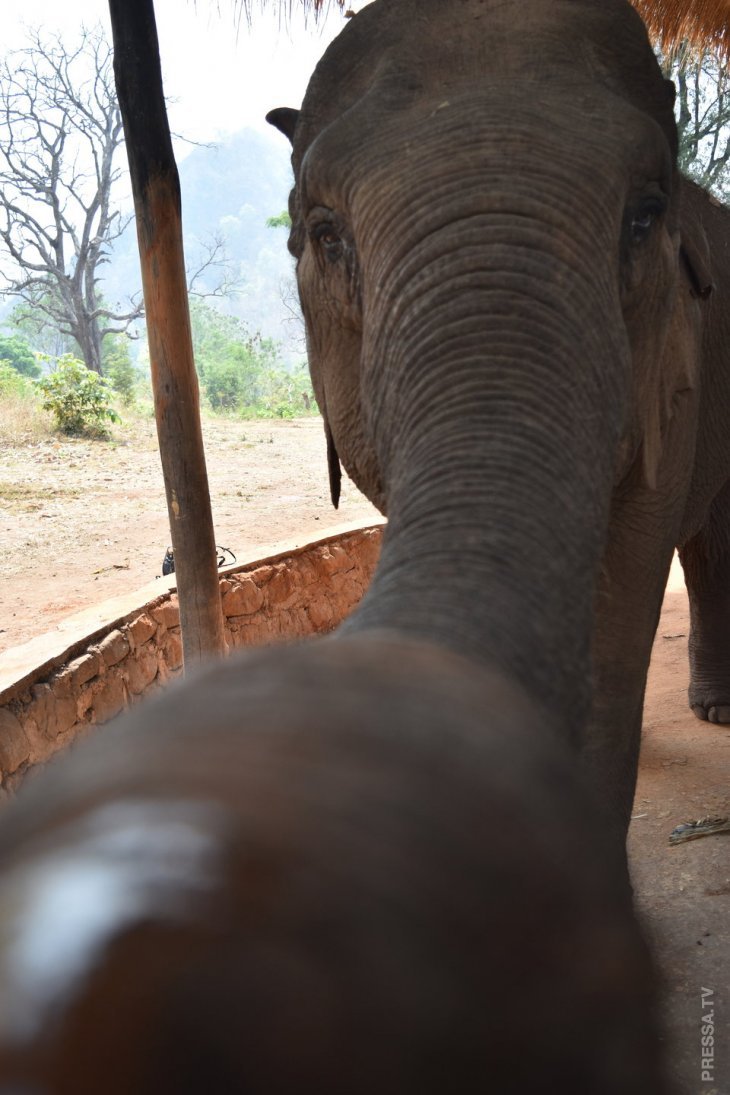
[
  {"x1": 0, "y1": 393, "x2": 54, "y2": 447},
  {"x1": 0, "y1": 481, "x2": 81, "y2": 513},
  {"x1": 0, "y1": 391, "x2": 154, "y2": 448}
]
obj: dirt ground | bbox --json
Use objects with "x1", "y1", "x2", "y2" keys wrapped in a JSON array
[
  {"x1": 630, "y1": 579, "x2": 730, "y2": 1095},
  {"x1": 0, "y1": 414, "x2": 380, "y2": 655},
  {"x1": 0, "y1": 414, "x2": 728, "y2": 1091}
]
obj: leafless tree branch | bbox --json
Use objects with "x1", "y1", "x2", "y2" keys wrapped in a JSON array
[
  {"x1": 186, "y1": 230, "x2": 244, "y2": 299},
  {"x1": 661, "y1": 41, "x2": 730, "y2": 198},
  {"x1": 0, "y1": 25, "x2": 142, "y2": 373}
]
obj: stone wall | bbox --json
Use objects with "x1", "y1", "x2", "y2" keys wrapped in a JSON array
[{"x1": 0, "y1": 524, "x2": 383, "y2": 795}]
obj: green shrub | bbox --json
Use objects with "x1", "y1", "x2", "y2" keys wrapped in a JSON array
[
  {"x1": 0, "y1": 335, "x2": 40, "y2": 378},
  {"x1": 0, "y1": 363, "x2": 51, "y2": 444},
  {"x1": 0, "y1": 361, "x2": 32, "y2": 397},
  {"x1": 35, "y1": 354, "x2": 120, "y2": 437},
  {"x1": 201, "y1": 351, "x2": 249, "y2": 411},
  {"x1": 190, "y1": 300, "x2": 318, "y2": 419},
  {"x1": 240, "y1": 362, "x2": 317, "y2": 419},
  {"x1": 103, "y1": 334, "x2": 139, "y2": 406},
  {"x1": 266, "y1": 211, "x2": 292, "y2": 229}
]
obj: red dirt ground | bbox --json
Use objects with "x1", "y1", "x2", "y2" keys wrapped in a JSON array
[
  {"x1": 0, "y1": 414, "x2": 380, "y2": 655},
  {"x1": 631, "y1": 575, "x2": 729, "y2": 1095}
]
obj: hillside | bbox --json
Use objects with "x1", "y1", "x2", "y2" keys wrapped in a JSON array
[{"x1": 103, "y1": 127, "x2": 301, "y2": 360}]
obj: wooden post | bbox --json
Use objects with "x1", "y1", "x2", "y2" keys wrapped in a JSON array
[{"x1": 108, "y1": 0, "x2": 227, "y2": 666}]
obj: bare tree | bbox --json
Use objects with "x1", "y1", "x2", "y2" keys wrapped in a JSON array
[
  {"x1": 0, "y1": 27, "x2": 142, "y2": 374},
  {"x1": 661, "y1": 42, "x2": 730, "y2": 198},
  {"x1": 186, "y1": 230, "x2": 244, "y2": 300}
]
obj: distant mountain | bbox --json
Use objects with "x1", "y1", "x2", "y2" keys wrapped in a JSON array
[{"x1": 103, "y1": 127, "x2": 303, "y2": 362}]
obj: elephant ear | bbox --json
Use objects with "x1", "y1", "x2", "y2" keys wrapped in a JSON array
[
  {"x1": 680, "y1": 219, "x2": 714, "y2": 301},
  {"x1": 326, "y1": 420, "x2": 342, "y2": 510},
  {"x1": 267, "y1": 104, "x2": 339, "y2": 505},
  {"x1": 637, "y1": 194, "x2": 712, "y2": 491},
  {"x1": 265, "y1": 108, "x2": 300, "y2": 145}
]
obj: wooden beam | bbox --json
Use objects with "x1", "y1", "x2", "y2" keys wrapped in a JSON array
[{"x1": 108, "y1": 0, "x2": 227, "y2": 665}]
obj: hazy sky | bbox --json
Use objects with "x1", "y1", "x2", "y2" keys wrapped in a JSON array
[{"x1": 4, "y1": 1, "x2": 350, "y2": 145}]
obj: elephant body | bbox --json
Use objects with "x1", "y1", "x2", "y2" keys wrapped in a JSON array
[
  {"x1": 676, "y1": 183, "x2": 730, "y2": 721},
  {"x1": 268, "y1": 0, "x2": 730, "y2": 833},
  {"x1": 2, "y1": 0, "x2": 727, "y2": 1086}
]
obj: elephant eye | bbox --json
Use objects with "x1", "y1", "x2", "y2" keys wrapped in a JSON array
[
  {"x1": 630, "y1": 211, "x2": 654, "y2": 243},
  {"x1": 312, "y1": 221, "x2": 343, "y2": 262},
  {"x1": 629, "y1": 196, "x2": 666, "y2": 245}
]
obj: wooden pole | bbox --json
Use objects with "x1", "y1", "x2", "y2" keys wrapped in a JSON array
[{"x1": 108, "y1": 0, "x2": 227, "y2": 666}]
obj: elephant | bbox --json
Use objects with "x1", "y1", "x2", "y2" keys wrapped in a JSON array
[
  {"x1": 266, "y1": 0, "x2": 730, "y2": 837},
  {"x1": 1, "y1": 0, "x2": 719, "y2": 1085},
  {"x1": 0, "y1": 638, "x2": 663, "y2": 1092}
]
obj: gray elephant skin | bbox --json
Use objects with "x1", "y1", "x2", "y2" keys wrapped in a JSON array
[
  {"x1": 268, "y1": 0, "x2": 730, "y2": 835},
  {"x1": 0, "y1": 0, "x2": 722, "y2": 1088}
]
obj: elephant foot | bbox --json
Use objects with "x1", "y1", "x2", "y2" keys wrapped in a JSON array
[
  {"x1": 689, "y1": 701, "x2": 730, "y2": 724},
  {"x1": 688, "y1": 663, "x2": 730, "y2": 724}
]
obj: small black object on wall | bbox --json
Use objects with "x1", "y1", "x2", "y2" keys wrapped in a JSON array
[{"x1": 160, "y1": 546, "x2": 236, "y2": 577}]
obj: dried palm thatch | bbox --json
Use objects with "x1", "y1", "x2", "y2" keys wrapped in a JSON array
[
  {"x1": 214, "y1": 0, "x2": 729, "y2": 52},
  {"x1": 204, "y1": 0, "x2": 344, "y2": 22},
  {"x1": 228, "y1": 0, "x2": 729, "y2": 54},
  {"x1": 631, "y1": 0, "x2": 729, "y2": 54}
]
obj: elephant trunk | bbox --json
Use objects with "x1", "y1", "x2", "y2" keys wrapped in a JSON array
[{"x1": 346, "y1": 181, "x2": 631, "y2": 743}]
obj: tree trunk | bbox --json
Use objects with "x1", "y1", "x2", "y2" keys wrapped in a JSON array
[
  {"x1": 75, "y1": 306, "x2": 104, "y2": 375},
  {"x1": 108, "y1": 0, "x2": 227, "y2": 666}
]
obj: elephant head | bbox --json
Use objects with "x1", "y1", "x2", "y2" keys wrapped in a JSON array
[{"x1": 268, "y1": 0, "x2": 709, "y2": 798}]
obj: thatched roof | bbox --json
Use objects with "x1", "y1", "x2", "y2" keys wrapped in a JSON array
[
  {"x1": 632, "y1": 0, "x2": 729, "y2": 54},
  {"x1": 218, "y1": 0, "x2": 729, "y2": 56}
]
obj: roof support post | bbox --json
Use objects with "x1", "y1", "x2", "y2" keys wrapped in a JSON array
[{"x1": 108, "y1": 0, "x2": 227, "y2": 667}]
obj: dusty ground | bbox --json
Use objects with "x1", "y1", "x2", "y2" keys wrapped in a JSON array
[
  {"x1": 0, "y1": 413, "x2": 380, "y2": 655},
  {"x1": 0, "y1": 413, "x2": 728, "y2": 1092},
  {"x1": 630, "y1": 580, "x2": 730, "y2": 1095}
]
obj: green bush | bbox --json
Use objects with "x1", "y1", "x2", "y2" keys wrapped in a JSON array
[
  {"x1": 266, "y1": 211, "x2": 292, "y2": 229},
  {"x1": 190, "y1": 300, "x2": 317, "y2": 419},
  {"x1": 240, "y1": 362, "x2": 317, "y2": 419},
  {"x1": 201, "y1": 348, "x2": 251, "y2": 411},
  {"x1": 0, "y1": 361, "x2": 32, "y2": 397},
  {"x1": 103, "y1": 334, "x2": 139, "y2": 406},
  {"x1": 0, "y1": 364, "x2": 50, "y2": 444},
  {"x1": 35, "y1": 354, "x2": 120, "y2": 437},
  {"x1": 0, "y1": 335, "x2": 40, "y2": 378}
]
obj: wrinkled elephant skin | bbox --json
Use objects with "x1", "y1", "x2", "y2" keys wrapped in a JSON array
[
  {"x1": 269, "y1": 0, "x2": 730, "y2": 832},
  {"x1": 1, "y1": 0, "x2": 727, "y2": 1088}
]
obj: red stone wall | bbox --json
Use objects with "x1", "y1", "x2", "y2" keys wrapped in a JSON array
[{"x1": 0, "y1": 525, "x2": 382, "y2": 795}]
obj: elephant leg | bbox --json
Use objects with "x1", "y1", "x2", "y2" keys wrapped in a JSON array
[
  {"x1": 679, "y1": 478, "x2": 730, "y2": 724},
  {"x1": 585, "y1": 556, "x2": 670, "y2": 840},
  {"x1": 584, "y1": 417, "x2": 698, "y2": 835}
]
